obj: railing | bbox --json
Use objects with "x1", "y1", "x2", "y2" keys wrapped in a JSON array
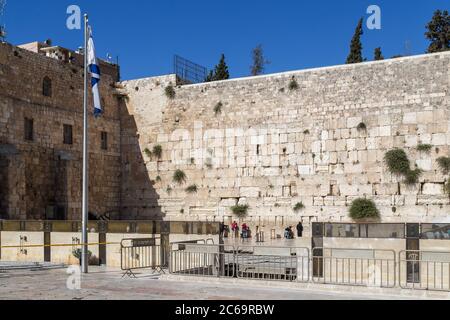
[
  {"x1": 170, "y1": 244, "x2": 310, "y2": 282},
  {"x1": 170, "y1": 243, "x2": 235, "y2": 278},
  {"x1": 234, "y1": 245, "x2": 310, "y2": 282},
  {"x1": 399, "y1": 250, "x2": 450, "y2": 291},
  {"x1": 312, "y1": 248, "x2": 396, "y2": 288},
  {"x1": 120, "y1": 238, "x2": 163, "y2": 277}
]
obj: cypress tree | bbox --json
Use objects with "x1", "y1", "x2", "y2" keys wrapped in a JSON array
[
  {"x1": 425, "y1": 10, "x2": 450, "y2": 53},
  {"x1": 374, "y1": 47, "x2": 384, "y2": 61},
  {"x1": 214, "y1": 54, "x2": 230, "y2": 80},
  {"x1": 205, "y1": 54, "x2": 230, "y2": 82},
  {"x1": 346, "y1": 18, "x2": 364, "y2": 64}
]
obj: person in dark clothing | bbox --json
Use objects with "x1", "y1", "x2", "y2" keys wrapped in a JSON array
[{"x1": 296, "y1": 222, "x2": 304, "y2": 238}]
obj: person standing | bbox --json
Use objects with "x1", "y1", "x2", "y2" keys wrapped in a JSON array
[
  {"x1": 231, "y1": 221, "x2": 239, "y2": 239},
  {"x1": 296, "y1": 222, "x2": 304, "y2": 238}
]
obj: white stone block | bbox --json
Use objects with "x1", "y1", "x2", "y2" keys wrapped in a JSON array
[{"x1": 422, "y1": 183, "x2": 443, "y2": 196}]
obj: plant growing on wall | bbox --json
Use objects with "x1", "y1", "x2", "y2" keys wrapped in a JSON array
[
  {"x1": 288, "y1": 77, "x2": 299, "y2": 91},
  {"x1": 349, "y1": 198, "x2": 380, "y2": 220},
  {"x1": 384, "y1": 149, "x2": 410, "y2": 175},
  {"x1": 293, "y1": 202, "x2": 305, "y2": 212},
  {"x1": 173, "y1": 169, "x2": 187, "y2": 185},
  {"x1": 214, "y1": 102, "x2": 223, "y2": 115},
  {"x1": 166, "y1": 186, "x2": 173, "y2": 195},
  {"x1": 437, "y1": 157, "x2": 450, "y2": 174},
  {"x1": 144, "y1": 148, "x2": 152, "y2": 158},
  {"x1": 185, "y1": 184, "x2": 198, "y2": 194},
  {"x1": 231, "y1": 205, "x2": 249, "y2": 217},
  {"x1": 417, "y1": 144, "x2": 433, "y2": 153},
  {"x1": 384, "y1": 149, "x2": 422, "y2": 185},
  {"x1": 405, "y1": 168, "x2": 423, "y2": 185},
  {"x1": 155, "y1": 176, "x2": 162, "y2": 183},
  {"x1": 152, "y1": 145, "x2": 163, "y2": 160},
  {"x1": 165, "y1": 84, "x2": 176, "y2": 99}
]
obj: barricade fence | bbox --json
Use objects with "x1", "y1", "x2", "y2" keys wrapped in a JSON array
[
  {"x1": 399, "y1": 250, "x2": 450, "y2": 291},
  {"x1": 312, "y1": 248, "x2": 396, "y2": 288},
  {"x1": 120, "y1": 238, "x2": 163, "y2": 276},
  {"x1": 169, "y1": 244, "x2": 450, "y2": 292},
  {"x1": 3, "y1": 240, "x2": 450, "y2": 292}
]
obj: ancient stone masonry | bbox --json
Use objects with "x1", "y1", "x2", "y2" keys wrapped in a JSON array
[
  {"x1": 121, "y1": 52, "x2": 450, "y2": 226},
  {"x1": 1, "y1": 39, "x2": 450, "y2": 226},
  {"x1": 0, "y1": 42, "x2": 122, "y2": 220}
]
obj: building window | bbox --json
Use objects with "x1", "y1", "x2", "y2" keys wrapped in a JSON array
[
  {"x1": 63, "y1": 124, "x2": 73, "y2": 145},
  {"x1": 24, "y1": 118, "x2": 34, "y2": 141},
  {"x1": 101, "y1": 131, "x2": 108, "y2": 150},
  {"x1": 42, "y1": 76, "x2": 52, "y2": 97}
]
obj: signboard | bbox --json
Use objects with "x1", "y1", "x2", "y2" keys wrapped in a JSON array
[{"x1": 131, "y1": 238, "x2": 156, "y2": 248}]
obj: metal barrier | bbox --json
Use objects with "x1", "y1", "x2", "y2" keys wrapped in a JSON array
[
  {"x1": 312, "y1": 248, "x2": 396, "y2": 288},
  {"x1": 170, "y1": 244, "x2": 310, "y2": 282},
  {"x1": 234, "y1": 245, "x2": 310, "y2": 282},
  {"x1": 120, "y1": 238, "x2": 163, "y2": 278},
  {"x1": 170, "y1": 243, "x2": 235, "y2": 278},
  {"x1": 399, "y1": 250, "x2": 450, "y2": 291}
]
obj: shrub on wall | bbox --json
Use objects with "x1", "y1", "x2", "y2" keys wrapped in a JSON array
[
  {"x1": 214, "y1": 102, "x2": 223, "y2": 115},
  {"x1": 293, "y1": 202, "x2": 305, "y2": 212},
  {"x1": 437, "y1": 157, "x2": 450, "y2": 174},
  {"x1": 144, "y1": 148, "x2": 152, "y2": 158},
  {"x1": 405, "y1": 168, "x2": 423, "y2": 185},
  {"x1": 152, "y1": 145, "x2": 163, "y2": 160},
  {"x1": 173, "y1": 170, "x2": 187, "y2": 185},
  {"x1": 417, "y1": 144, "x2": 433, "y2": 153},
  {"x1": 288, "y1": 77, "x2": 299, "y2": 91},
  {"x1": 384, "y1": 149, "x2": 422, "y2": 185},
  {"x1": 349, "y1": 198, "x2": 380, "y2": 220},
  {"x1": 384, "y1": 149, "x2": 410, "y2": 176},
  {"x1": 165, "y1": 84, "x2": 176, "y2": 99},
  {"x1": 231, "y1": 205, "x2": 249, "y2": 217},
  {"x1": 185, "y1": 184, "x2": 198, "y2": 194}
]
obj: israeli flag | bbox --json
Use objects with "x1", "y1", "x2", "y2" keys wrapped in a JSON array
[{"x1": 87, "y1": 26, "x2": 102, "y2": 117}]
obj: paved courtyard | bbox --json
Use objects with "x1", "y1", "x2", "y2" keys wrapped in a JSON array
[{"x1": 0, "y1": 267, "x2": 442, "y2": 300}]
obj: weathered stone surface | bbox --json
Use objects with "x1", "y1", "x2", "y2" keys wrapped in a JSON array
[{"x1": 121, "y1": 51, "x2": 450, "y2": 224}]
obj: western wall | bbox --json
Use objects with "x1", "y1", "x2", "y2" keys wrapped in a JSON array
[{"x1": 121, "y1": 51, "x2": 450, "y2": 230}]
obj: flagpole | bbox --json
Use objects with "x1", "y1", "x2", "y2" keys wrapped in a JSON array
[{"x1": 82, "y1": 13, "x2": 89, "y2": 274}]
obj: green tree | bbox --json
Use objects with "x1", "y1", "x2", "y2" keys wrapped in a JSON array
[
  {"x1": 205, "y1": 54, "x2": 230, "y2": 82},
  {"x1": 374, "y1": 47, "x2": 384, "y2": 60},
  {"x1": 346, "y1": 18, "x2": 364, "y2": 64},
  {"x1": 214, "y1": 54, "x2": 230, "y2": 80},
  {"x1": 205, "y1": 70, "x2": 215, "y2": 82},
  {"x1": 250, "y1": 44, "x2": 270, "y2": 76},
  {"x1": 425, "y1": 10, "x2": 450, "y2": 53}
]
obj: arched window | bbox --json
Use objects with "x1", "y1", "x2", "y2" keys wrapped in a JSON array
[{"x1": 42, "y1": 76, "x2": 52, "y2": 97}]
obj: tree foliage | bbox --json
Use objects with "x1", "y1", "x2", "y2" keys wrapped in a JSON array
[
  {"x1": 250, "y1": 44, "x2": 270, "y2": 76},
  {"x1": 425, "y1": 10, "x2": 450, "y2": 53},
  {"x1": 374, "y1": 47, "x2": 384, "y2": 61},
  {"x1": 205, "y1": 54, "x2": 230, "y2": 82},
  {"x1": 346, "y1": 18, "x2": 364, "y2": 64}
]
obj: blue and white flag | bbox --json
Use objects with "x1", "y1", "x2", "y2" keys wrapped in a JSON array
[{"x1": 87, "y1": 26, "x2": 102, "y2": 117}]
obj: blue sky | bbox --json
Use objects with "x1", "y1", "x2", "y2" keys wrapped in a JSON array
[{"x1": 2, "y1": 0, "x2": 448, "y2": 80}]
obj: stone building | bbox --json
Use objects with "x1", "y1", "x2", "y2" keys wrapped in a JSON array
[
  {"x1": 0, "y1": 41, "x2": 122, "y2": 220},
  {"x1": 1, "y1": 39, "x2": 450, "y2": 226}
]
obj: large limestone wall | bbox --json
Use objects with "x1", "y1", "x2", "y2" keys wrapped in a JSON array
[
  {"x1": 121, "y1": 52, "x2": 450, "y2": 226},
  {"x1": 0, "y1": 42, "x2": 122, "y2": 220}
]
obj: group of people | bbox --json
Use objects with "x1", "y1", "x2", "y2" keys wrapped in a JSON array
[
  {"x1": 285, "y1": 222, "x2": 304, "y2": 239},
  {"x1": 223, "y1": 221, "x2": 304, "y2": 240},
  {"x1": 230, "y1": 221, "x2": 250, "y2": 239}
]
